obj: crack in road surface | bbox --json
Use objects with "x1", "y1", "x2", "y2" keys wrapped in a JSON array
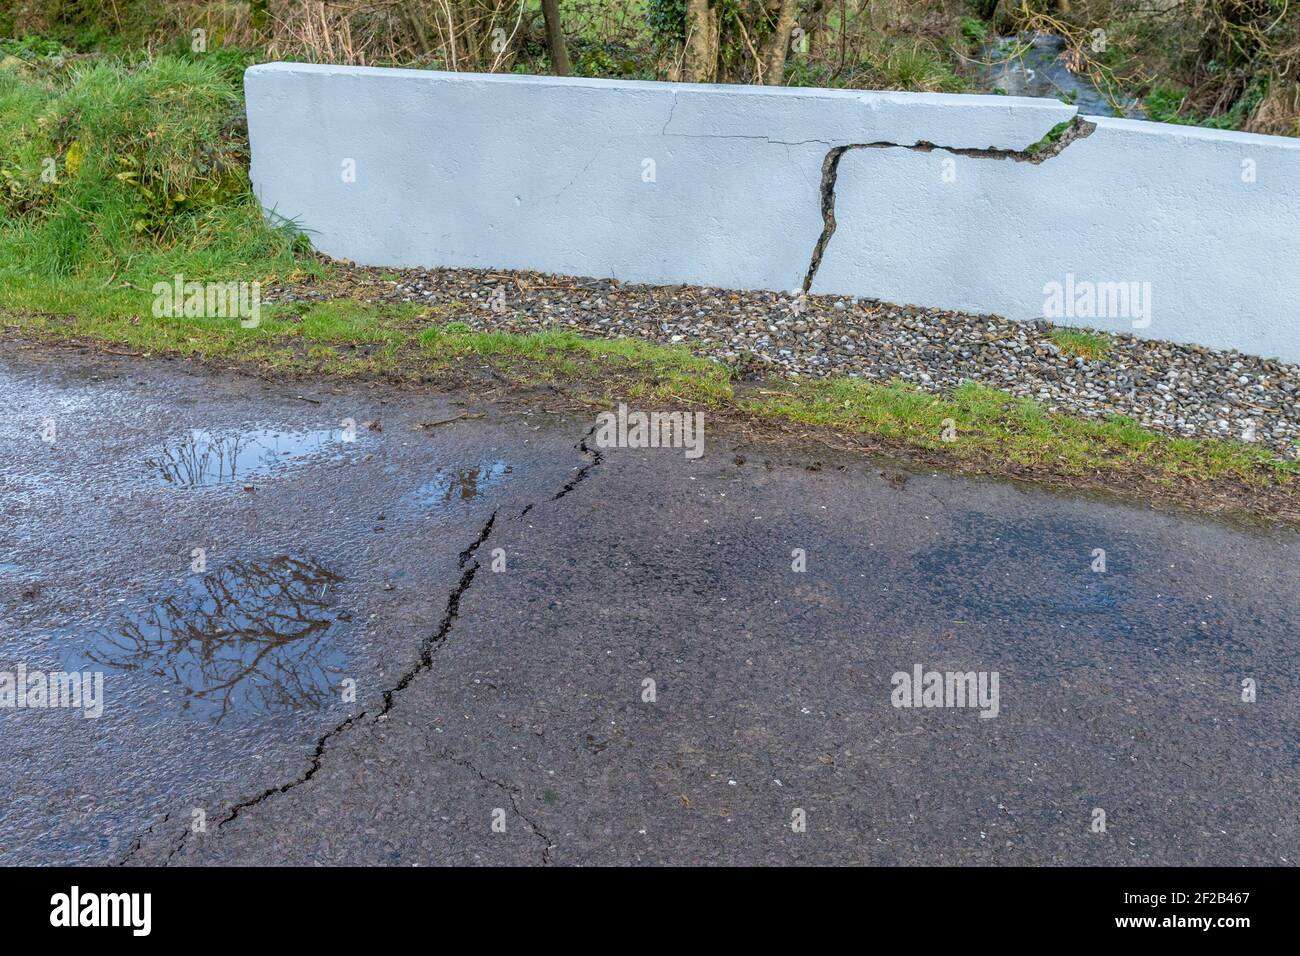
[
  {"x1": 552, "y1": 427, "x2": 604, "y2": 501},
  {"x1": 375, "y1": 510, "x2": 497, "y2": 719},
  {"x1": 801, "y1": 117, "x2": 1097, "y2": 293},
  {"x1": 439, "y1": 752, "x2": 557, "y2": 864},
  {"x1": 117, "y1": 425, "x2": 604, "y2": 866}
]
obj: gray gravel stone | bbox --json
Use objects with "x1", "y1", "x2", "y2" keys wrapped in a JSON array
[{"x1": 267, "y1": 265, "x2": 1300, "y2": 458}]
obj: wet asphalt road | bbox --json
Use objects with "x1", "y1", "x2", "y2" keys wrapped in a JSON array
[{"x1": 1, "y1": 343, "x2": 1296, "y2": 866}]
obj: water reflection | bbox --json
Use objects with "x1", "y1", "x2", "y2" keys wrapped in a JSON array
[
  {"x1": 148, "y1": 427, "x2": 349, "y2": 487},
  {"x1": 82, "y1": 555, "x2": 350, "y2": 721},
  {"x1": 409, "y1": 461, "x2": 512, "y2": 508}
]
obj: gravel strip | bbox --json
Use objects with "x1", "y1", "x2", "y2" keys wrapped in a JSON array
[{"x1": 267, "y1": 264, "x2": 1300, "y2": 458}]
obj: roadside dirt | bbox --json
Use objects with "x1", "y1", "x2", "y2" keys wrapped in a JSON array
[{"x1": 7, "y1": 334, "x2": 1297, "y2": 528}]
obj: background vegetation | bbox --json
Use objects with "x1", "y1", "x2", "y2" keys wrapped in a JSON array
[
  {"x1": 3, "y1": 1, "x2": 1295, "y2": 299},
  {"x1": 3, "y1": 2, "x2": 1298, "y2": 133}
]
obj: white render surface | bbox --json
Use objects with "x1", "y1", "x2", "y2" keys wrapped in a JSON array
[{"x1": 245, "y1": 63, "x2": 1300, "y2": 361}]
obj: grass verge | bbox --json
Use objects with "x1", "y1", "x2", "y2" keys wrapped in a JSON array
[
  {"x1": 0, "y1": 50, "x2": 302, "y2": 294},
  {"x1": 753, "y1": 376, "x2": 1296, "y2": 486},
  {"x1": 3, "y1": 290, "x2": 1295, "y2": 509}
]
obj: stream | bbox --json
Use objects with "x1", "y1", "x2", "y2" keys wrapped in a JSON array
[{"x1": 977, "y1": 33, "x2": 1143, "y2": 118}]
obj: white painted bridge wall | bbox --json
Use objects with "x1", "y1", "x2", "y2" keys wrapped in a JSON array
[{"x1": 245, "y1": 63, "x2": 1300, "y2": 363}]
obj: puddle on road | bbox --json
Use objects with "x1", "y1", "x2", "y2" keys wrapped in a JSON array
[
  {"x1": 408, "y1": 460, "x2": 512, "y2": 508},
  {"x1": 148, "y1": 426, "x2": 359, "y2": 487},
  {"x1": 76, "y1": 555, "x2": 351, "y2": 721}
]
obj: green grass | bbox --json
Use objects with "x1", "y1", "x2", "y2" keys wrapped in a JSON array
[
  {"x1": 752, "y1": 377, "x2": 1297, "y2": 485},
  {"x1": 2, "y1": 288, "x2": 1293, "y2": 489},
  {"x1": 0, "y1": 288, "x2": 734, "y2": 405},
  {"x1": 1144, "y1": 79, "x2": 1267, "y2": 131},
  {"x1": 959, "y1": 17, "x2": 990, "y2": 48},
  {"x1": 1026, "y1": 119, "x2": 1074, "y2": 156},
  {"x1": 1048, "y1": 327, "x2": 1112, "y2": 361},
  {"x1": 0, "y1": 51, "x2": 301, "y2": 291}
]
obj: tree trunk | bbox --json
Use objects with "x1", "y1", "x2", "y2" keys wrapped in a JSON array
[
  {"x1": 683, "y1": 0, "x2": 718, "y2": 83},
  {"x1": 459, "y1": 0, "x2": 481, "y2": 67},
  {"x1": 760, "y1": 0, "x2": 799, "y2": 85},
  {"x1": 541, "y1": 0, "x2": 571, "y2": 76},
  {"x1": 804, "y1": 0, "x2": 828, "y2": 61}
]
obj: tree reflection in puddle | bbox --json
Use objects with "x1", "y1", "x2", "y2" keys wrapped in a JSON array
[
  {"x1": 85, "y1": 555, "x2": 350, "y2": 722},
  {"x1": 148, "y1": 427, "x2": 349, "y2": 487},
  {"x1": 409, "y1": 460, "x2": 512, "y2": 508}
]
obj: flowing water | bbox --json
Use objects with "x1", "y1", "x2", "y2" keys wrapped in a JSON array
[{"x1": 977, "y1": 33, "x2": 1143, "y2": 119}]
